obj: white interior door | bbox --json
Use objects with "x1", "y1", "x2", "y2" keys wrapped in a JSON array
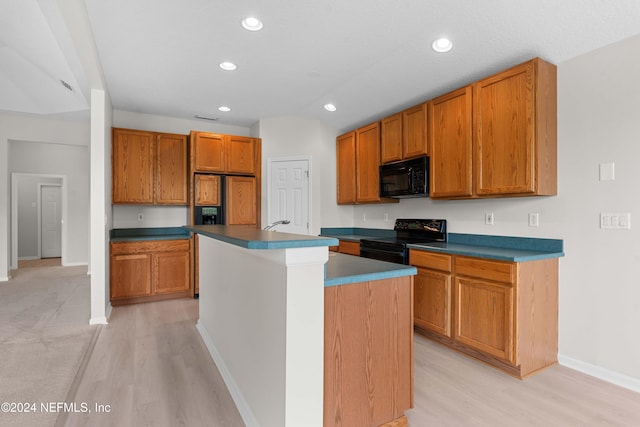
[
  {"x1": 41, "y1": 185, "x2": 62, "y2": 258},
  {"x1": 269, "y1": 159, "x2": 310, "y2": 235}
]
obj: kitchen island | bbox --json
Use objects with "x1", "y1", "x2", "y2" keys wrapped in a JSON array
[{"x1": 184, "y1": 225, "x2": 416, "y2": 427}]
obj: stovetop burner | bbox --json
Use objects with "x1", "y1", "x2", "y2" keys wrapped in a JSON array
[{"x1": 359, "y1": 219, "x2": 447, "y2": 265}]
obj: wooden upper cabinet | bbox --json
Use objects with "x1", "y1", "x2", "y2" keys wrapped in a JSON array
[
  {"x1": 194, "y1": 132, "x2": 226, "y2": 172},
  {"x1": 355, "y1": 122, "x2": 382, "y2": 203},
  {"x1": 194, "y1": 174, "x2": 221, "y2": 206},
  {"x1": 380, "y1": 113, "x2": 403, "y2": 164},
  {"x1": 112, "y1": 128, "x2": 187, "y2": 205},
  {"x1": 474, "y1": 58, "x2": 557, "y2": 197},
  {"x1": 226, "y1": 176, "x2": 257, "y2": 225},
  {"x1": 155, "y1": 133, "x2": 188, "y2": 204},
  {"x1": 429, "y1": 87, "x2": 473, "y2": 199},
  {"x1": 402, "y1": 102, "x2": 428, "y2": 159},
  {"x1": 227, "y1": 136, "x2": 256, "y2": 174},
  {"x1": 112, "y1": 128, "x2": 155, "y2": 204},
  {"x1": 193, "y1": 132, "x2": 258, "y2": 175},
  {"x1": 336, "y1": 131, "x2": 357, "y2": 204}
]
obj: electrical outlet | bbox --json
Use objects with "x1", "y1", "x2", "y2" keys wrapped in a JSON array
[
  {"x1": 528, "y1": 213, "x2": 540, "y2": 227},
  {"x1": 137, "y1": 213, "x2": 144, "y2": 222},
  {"x1": 361, "y1": 213, "x2": 366, "y2": 221},
  {"x1": 384, "y1": 213, "x2": 389, "y2": 221},
  {"x1": 485, "y1": 212, "x2": 494, "y2": 225}
]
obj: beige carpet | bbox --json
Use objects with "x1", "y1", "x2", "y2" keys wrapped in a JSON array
[{"x1": 0, "y1": 266, "x2": 97, "y2": 427}]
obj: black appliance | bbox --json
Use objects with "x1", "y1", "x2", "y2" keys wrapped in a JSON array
[
  {"x1": 193, "y1": 175, "x2": 225, "y2": 225},
  {"x1": 379, "y1": 156, "x2": 429, "y2": 198},
  {"x1": 360, "y1": 219, "x2": 446, "y2": 265}
]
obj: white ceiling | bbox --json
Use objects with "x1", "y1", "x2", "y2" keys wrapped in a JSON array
[{"x1": 3, "y1": 0, "x2": 640, "y2": 132}]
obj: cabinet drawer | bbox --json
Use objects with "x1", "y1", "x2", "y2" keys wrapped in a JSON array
[
  {"x1": 455, "y1": 256, "x2": 515, "y2": 284},
  {"x1": 338, "y1": 240, "x2": 360, "y2": 256},
  {"x1": 110, "y1": 239, "x2": 190, "y2": 255},
  {"x1": 409, "y1": 250, "x2": 452, "y2": 272}
]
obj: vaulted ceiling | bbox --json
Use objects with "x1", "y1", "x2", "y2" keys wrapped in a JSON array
[{"x1": 3, "y1": 0, "x2": 640, "y2": 132}]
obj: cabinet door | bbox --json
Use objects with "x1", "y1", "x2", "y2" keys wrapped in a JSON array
[
  {"x1": 227, "y1": 136, "x2": 256, "y2": 174},
  {"x1": 152, "y1": 251, "x2": 190, "y2": 294},
  {"x1": 336, "y1": 131, "x2": 357, "y2": 204},
  {"x1": 195, "y1": 174, "x2": 221, "y2": 206},
  {"x1": 155, "y1": 133, "x2": 188, "y2": 205},
  {"x1": 414, "y1": 267, "x2": 452, "y2": 337},
  {"x1": 381, "y1": 113, "x2": 403, "y2": 164},
  {"x1": 474, "y1": 61, "x2": 535, "y2": 195},
  {"x1": 454, "y1": 276, "x2": 515, "y2": 363},
  {"x1": 429, "y1": 87, "x2": 473, "y2": 198},
  {"x1": 226, "y1": 176, "x2": 257, "y2": 225},
  {"x1": 194, "y1": 132, "x2": 226, "y2": 172},
  {"x1": 355, "y1": 122, "x2": 381, "y2": 203},
  {"x1": 402, "y1": 103, "x2": 428, "y2": 159},
  {"x1": 110, "y1": 253, "x2": 152, "y2": 299},
  {"x1": 112, "y1": 128, "x2": 155, "y2": 203}
]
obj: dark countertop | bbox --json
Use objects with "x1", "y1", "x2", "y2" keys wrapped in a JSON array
[
  {"x1": 325, "y1": 252, "x2": 417, "y2": 287},
  {"x1": 320, "y1": 227, "x2": 564, "y2": 262},
  {"x1": 407, "y1": 242, "x2": 563, "y2": 262},
  {"x1": 184, "y1": 225, "x2": 338, "y2": 249},
  {"x1": 110, "y1": 227, "x2": 191, "y2": 242}
]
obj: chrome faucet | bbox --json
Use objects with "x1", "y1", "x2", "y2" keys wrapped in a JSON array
[{"x1": 263, "y1": 220, "x2": 291, "y2": 231}]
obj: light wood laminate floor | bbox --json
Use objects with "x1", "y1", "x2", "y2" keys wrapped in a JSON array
[
  {"x1": 58, "y1": 297, "x2": 640, "y2": 427},
  {"x1": 62, "y1": 298, "x2": 244, "y2": 427}
]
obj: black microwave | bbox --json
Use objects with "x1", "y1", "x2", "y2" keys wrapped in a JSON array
[{"x1": 379, "y1": 156, "x2": 429, "y2": 198}]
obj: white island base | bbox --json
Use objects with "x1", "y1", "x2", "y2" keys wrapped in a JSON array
[{"x1": 196, "y1": 234, "x2": 326, "y2": 427}]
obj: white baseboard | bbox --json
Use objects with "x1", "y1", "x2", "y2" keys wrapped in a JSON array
[
  {"x1": 61, "y1": 262, "x2": 89, "y2": 267},
  {"x1": 0, "y1": 275, "x2": 10, "y2": 282},
  {"x1": 18, "y1": 256, "x2": 39, "y2": 261},
  {"x1": 105, "y1": 303, "x2": 112, "y2": 322},
  {"x1": 89, "y1": 302, "x2": 112, "y2": 325},
  {"x1": 558, "y1": 354, "x2": 640, "y2": 393},
  {"x1": 89, "y1": 316, "x2": 107, "y2": 325},
  {"x1": 196, "y1": 320, "x2": 259, "y2": 427}
]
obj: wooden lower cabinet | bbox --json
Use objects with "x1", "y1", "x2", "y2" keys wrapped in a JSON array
[
  {"x1": 324, "y1": 276, "x2": 413, "y2": 427},
  {"x1": 152, "y1": 250, "x2": 190, "y2": 295},
  {"x1": 414, "y1": 267, "x2": 451, "y2": 337},
  {"x1": 110, "y1": 253, "x2": 152, "y2": 299},
  {"x1": 337, "y1": 240, "x2": 360, "y2": 256},
  {"x1": 110, "y1": 239, "x2": 192, "y2": 305},
  {"x1": 454, "y1": 276, "x2": 514, "y2": 363},
  {"x1": 409, "y1": 249, "x2": 558, "y2": 378}
]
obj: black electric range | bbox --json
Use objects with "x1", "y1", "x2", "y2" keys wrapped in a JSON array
[{"x1": 359, "y1": 219, "x2": 447, "y2": 265}]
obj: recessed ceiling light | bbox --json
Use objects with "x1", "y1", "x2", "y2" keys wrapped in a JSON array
[
  {"x1": 218, "y1": 106, "x2": 231, "y2": 112},
  {"x1": 432, "y1": 38, "x2": 453, "y2": 53},
  {"x1": 219, "y1": 61, "x2": 237, "y2": 71},
  {"x1": 241, "y1": 17, "x2": 263, "y2": 31},
  {"x1": 324, "y1": 103, "x2": 337, "y2": 112}
]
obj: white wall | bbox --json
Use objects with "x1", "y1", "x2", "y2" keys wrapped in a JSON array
[
  {"x1": 346, "y1": 35, "x2": 640, "y2": 386},
  {"x1": 111, "y1": 110, "x2": 253, "y2": 228},
  {"x1": 9, "y1": 141, "x2": 89, "y2": 265},
  {"x1": 0, "y1": 112, "x2": 90, "y2": 280},
  {"x1": 16, "y1": 175, "x2": 63, "y2": 258},
  {"x1": 257, "y1": 116, "x2": 354, "y2": 234}
]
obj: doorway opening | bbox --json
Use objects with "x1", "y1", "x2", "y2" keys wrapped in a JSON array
[
  {"x1": 267, "y1": 156, "x2": 311, "y2": 235},
  {"x1": 11, "y1": 173, "x2": 67, "y2": 271}
]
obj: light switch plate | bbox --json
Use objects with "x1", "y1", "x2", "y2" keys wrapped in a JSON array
[{"x1": 599, "y1": 162, "x2": 615, "y2": 181}]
